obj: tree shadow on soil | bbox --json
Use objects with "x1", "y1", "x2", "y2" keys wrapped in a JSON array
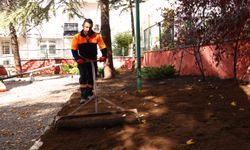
[{"x1": 38, "y1": 72, "x2": 250, "y2": 150}]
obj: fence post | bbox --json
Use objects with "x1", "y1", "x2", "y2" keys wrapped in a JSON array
[
  {"x1": 135, "y1": 0, "x2": 142, "y2": 91},
  {"x1": 158, "y1": 22, "x2": 162, "y2": 49}
]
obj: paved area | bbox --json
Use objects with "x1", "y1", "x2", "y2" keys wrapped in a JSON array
[{"x1": 0, "y1": 75, "x2": 79, "y2": 150}]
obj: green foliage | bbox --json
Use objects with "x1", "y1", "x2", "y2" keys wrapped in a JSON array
[
  {"x1": 68, "y1": 66, "x2": 79, "y2": 75},
  {"x1": 114, "y1": 31, "x2": 132, "y2": 48},
  {"x1": 110, "y1": 0, "x2": 146, "y2": 11},
  {"x1": 61, "y1": 64, "x2": 105, "y2": 77},
  {"x1": 97, "y1": 67, "x2": 104, "y2": 77},
  {"x1": 61, "y1": 64, "x2": 79, "y2": 75},
  {"x1": 0, "y1": 0, "x2": 85, "y2": 32},
  {"x1": 113, "y1": 31, "x2": 132, "y2": 56},
  {"x1": 161, "y1": 8, "x2": 176, "y2": 48},
  {"x1": 142, "y1": 65, "x2": 176, "y2": 79}
]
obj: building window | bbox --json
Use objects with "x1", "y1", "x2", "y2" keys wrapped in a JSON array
[
  {"x1": 3, "y1": 60, "x2": 10, "y2": 66},
  {"x1": 40, "y1": 40, "x2": 56, "y2": 55},
  {"x1": 49, "y1": 41, "x2": 56, "y2": 54},
  {"x1": 1, "y1": 42, "x2": 11, "y2": 55},
  {"x1": 40, "y1": 41, "x2": 47, "y2": 56},
  {"x1": 64, "y1": 23, "x2": 78, "y2": 36}
]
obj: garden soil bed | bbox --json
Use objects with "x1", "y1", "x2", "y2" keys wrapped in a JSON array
[{"x1": 39, "y1": 70, "x2": 250, "y2": 150}]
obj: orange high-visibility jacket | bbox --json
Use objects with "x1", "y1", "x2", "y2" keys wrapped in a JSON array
[{"x1": 71, "y1": 30, "x2": 107, "y2": 60}]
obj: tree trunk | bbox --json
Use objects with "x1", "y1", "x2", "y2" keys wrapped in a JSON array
[
  {"x1": 233, "y1": 40, "x2": 239, "y2": 81},
  {"x1": 100, "y1": 0, "x2": 114, "y2": 79},
  {"x1": 194, "y1": 42, "x2": 205, "y2": 81},
  {"x1": 9, "y1": 22, "x2": 22, "y2": 74},
  {"x1": 129, "y1": 0, "x2": 136, "y2": 71}
]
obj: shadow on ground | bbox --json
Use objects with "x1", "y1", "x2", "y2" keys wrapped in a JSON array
[{"x1": 38, "y1": 71, "x2": 250, "y2": 150}]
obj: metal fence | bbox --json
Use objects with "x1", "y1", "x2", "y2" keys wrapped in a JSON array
[
  {"x1": 143, "y1": 22, "x2": 162, "y2": 51},
  {"x1": 0, "y1": 49, "x2": 73, "y2": 66},
  {"x1": 143, "y1": 17, "x2": 250, "y2": 52},
  {"x1": 143, "y1": 20, "x2": 176, "y2": 51},
  {"x1": 18, "y1": 49, "x2": 73, "y2": 59}
]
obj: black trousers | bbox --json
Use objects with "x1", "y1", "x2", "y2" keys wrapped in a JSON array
[{"x1": 78, "y1": 62, "x2": 97, "y2": 99}]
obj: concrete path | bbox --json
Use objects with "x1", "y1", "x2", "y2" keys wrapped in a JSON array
[{"x1": 0, "y1": 75, "x2": 79, "y2": 150}]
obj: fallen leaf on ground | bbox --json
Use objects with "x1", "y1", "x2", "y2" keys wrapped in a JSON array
[
  {"x1": 230, "y1": 101, "x2": 237, "y2": 106},
  {"x1": 239, "y1": 108, "x2": 245, "y2": 111},
  {"x1": 186, "y1": 139, "x2": 195, "y2": 145}
]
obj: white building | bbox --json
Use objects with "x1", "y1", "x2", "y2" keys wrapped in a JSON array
[{"x1": 0, "y1": 0, "x2": 101, "y2": 67}]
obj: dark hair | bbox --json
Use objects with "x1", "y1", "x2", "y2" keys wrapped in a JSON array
[{"x1": 83, "y1": 18, "x2": 93, "y2": 26}]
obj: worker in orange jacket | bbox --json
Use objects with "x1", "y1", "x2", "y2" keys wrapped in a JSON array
[{"x1": 71, "y1": 18, "x2": 107, "y2": 104}]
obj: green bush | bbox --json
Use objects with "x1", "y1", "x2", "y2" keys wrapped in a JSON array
[
  {"x1": 142, "y1": 65, "x2": 175, "y2": 79},
  {"x1": 97, "y1": 67, "x2": 104, "y2": 77},
  {"x1": 68, "y1": 66, "x2": 79, "y2": 75},
  {"x1": 160, "y1": 65, "x2": 176, "y2": 76},
  {"x1": 61, "y1": 64, "x2": 105, "y2": 77},
  {"x1": 61, "y1": 64, "x2": 79, "y2": 75}
]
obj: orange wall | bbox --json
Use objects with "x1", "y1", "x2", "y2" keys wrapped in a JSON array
[{"x1": 144, "y1": 39, "x2": 250, "y2": 81}]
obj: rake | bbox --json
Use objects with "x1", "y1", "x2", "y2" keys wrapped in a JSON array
[{"x1": 55, "y1": 59, "x2": 140, "y2": 129}]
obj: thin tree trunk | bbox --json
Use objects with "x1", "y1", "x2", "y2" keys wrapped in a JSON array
[
  {"x1": 233, "y1": 40, "x2": 239, "y2": 81},
  {"x1": 9, "y1": 22, "x2": 22, "y2": 74},
  {"x1": 129, "y1": 0, "x2": 136, "y2": 71},
  {"x1": 194, "y1": 42, "x2": 205, "y2": 81},
  {"x1": 100, "y1": 0, "x2": 114, "y2": 79}
]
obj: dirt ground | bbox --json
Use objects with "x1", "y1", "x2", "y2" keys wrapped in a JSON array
[{"x1": 38, "y1": 70, "x2": 250, "y2": 150}]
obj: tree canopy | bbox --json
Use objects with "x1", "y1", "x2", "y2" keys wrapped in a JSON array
[
  {"x1": 0, "y1": 0, "x2": 85, "y2": 73},
  {"x1": 162, "y1": 0, "x2": 250, "y2": 47},
  {"x1": 162, "y1": 0, "x2": 250, "y2": 80},
  {"x1": 113, "y1": 31, "x2": 133, "y2": 56},
  {"x1": 0, "y1": 0, "x2": 85, "y2": 33}
]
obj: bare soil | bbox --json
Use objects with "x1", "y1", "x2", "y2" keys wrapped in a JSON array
[{"x1": 39, "y1": 70, "x2": 250, "y2": 150}]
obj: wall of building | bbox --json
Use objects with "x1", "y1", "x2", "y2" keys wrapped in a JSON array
[{"x1": 143, "y1": 39, "x2": 250, "y2": 81}]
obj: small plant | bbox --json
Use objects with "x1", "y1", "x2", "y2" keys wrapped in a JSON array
[
  {"x1": 160, "y1": 65, "x2": 176, "y2": 76},
  {"x1": 62, "y1": 64, "x2": 105, "y2": 77},
  {"x1": 68, "y1": 66, "x2": 79, "y2": 75},
  {"x1": 61, "y1": 64, "x2": 79, "y2": 75},
  {"x1": 142, "y1": 65, "x2": 175, "y2": 79},
  {"x1": 97, "y1": 67, "x2": 104, "y2": 78}
]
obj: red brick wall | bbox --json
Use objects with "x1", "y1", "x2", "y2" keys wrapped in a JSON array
[
  {"x1": 21, "y1": 59, "x2": 75, "y2": 75},
  {"x1": 113, "y1": 57, "x2": 144, "y2": 69},
  {"x1": 143, "y1": 39, "x2": 250, "y2": 81}
]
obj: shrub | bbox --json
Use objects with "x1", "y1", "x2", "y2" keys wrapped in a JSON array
[
  {"x1": 160, "y1": 65, "x2": 176, "y2": 77},
  {"x1": 142, "y1": 65, "x2": 175, "y2": 79},
  {"x1": 61, "y1": 64, "x2": 79, "y2": 75},
  {"x1": 97, "y1": 67, "x2": 104, "y2": 78},
  {"x1": 61, "y1": 64, "x2": 105, "y2": 77}
]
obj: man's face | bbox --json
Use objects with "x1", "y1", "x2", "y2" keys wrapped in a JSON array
[{"x1": 83, "y1": 22, "x2": 92, "y2": 35}]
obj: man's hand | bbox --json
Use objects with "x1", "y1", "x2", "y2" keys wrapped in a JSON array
[
  {"x1": 76, "y1": 59, "x2": 84, "y2": 64},
  {"x1": 99, "y1": 56, "x2": 106, "y2": 62}
]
